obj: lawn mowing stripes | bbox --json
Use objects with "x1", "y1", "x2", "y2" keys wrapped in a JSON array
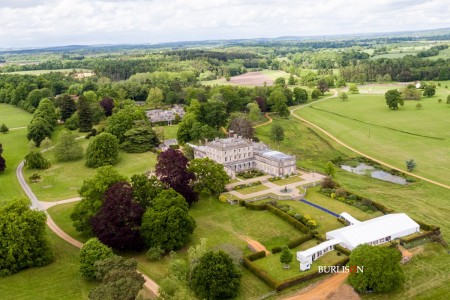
[{"x1": 299, "y1": 199, "x2": 340, "y2": 218}]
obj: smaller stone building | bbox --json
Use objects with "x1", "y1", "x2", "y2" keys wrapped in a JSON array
[{"x1": 146, "y1": 105, "x2": 185, "y2": 125}]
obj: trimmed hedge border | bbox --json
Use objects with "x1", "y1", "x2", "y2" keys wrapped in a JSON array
[
  {"x1": 243, "y1": 202, "x2": 311, "y2": 234},
  {"x1": 414, "y1": 219, "x2": 440, "y2": 232},
  {"x1": 400, "y1": 230, "x2": 438, "y2": 244},
  {"x1": 246, "y1": 251, "x2": 266, "y2": 261},
  {"x1": 243, "y1": 257, "x2": 278, "y2": 289},
  {"x1": 271, "y1": 233, "x2": 315, "y2": 254},
  {"x1": 335, "y1": 245, "x2": 351, "y2": 256},
  {"x1": 275, "y1": 257, "x2": 350, "y2": 291}
]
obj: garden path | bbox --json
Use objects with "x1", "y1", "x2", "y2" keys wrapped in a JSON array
[{"x1": 242, "y1": 236, "x2": 270, "y2": 255}]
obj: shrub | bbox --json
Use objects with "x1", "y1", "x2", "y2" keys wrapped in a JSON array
[
  {"x1": 246, "y1": 251, "x2": 266, "y2": 261},
  {"x1": 29, "y1": 173, "x2": 41, "y2": 182},
  {"x1": 335, "y1": 188, "x2": 347, "y2": 198},
  {"x1": 146, "y1": 246, "x2": 164, "y2": 261},
  {"x1": 321, "y1": 177, "x2": 337, "y2": 189},
  {"x1": 219, "y1": 194, "x2": 228, "y2": 203},
  {"x1": 24, "y1": 151, "x2": 51, "y2": 170},
  {"x1": 306, "y1": 220, "x2": 318, "y2": 229},
  {"x1": 85, "y1": 132, "x2": 119, "y2": 168}
]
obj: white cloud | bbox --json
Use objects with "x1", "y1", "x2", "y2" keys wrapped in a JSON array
[{"x1": 0, "y1": 0, "x2": 449, "y2": 48}]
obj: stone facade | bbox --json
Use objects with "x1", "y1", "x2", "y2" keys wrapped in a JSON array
[
  {"x1": 191, "y1": 135, "x2": 297, "y2": 179},
  {"x1": 146, "y1": 105, "x2": 185, "y2": 124}
]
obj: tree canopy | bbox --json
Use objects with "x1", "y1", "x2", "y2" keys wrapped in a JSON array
[
  {"x1": 188, "y1": 157, "x2": 229, "y2": 195},
  {"x1": 85, "y1": 132, "x2": 119, "y2": 168},
  {"x1": 91, "y1": 182, "x2": 145, "y2": 251},
  {"x1": 79, "y1": 238, "x2": 114, "y2": 280},
  {"x1": 385, "y1": 89, "x2": 404, "y2": 110},
  {"x1": 0, "y1": 198, "x2": 53, "y2": 276},
  {"x1": 189, "y1": 251, "x2": 241, "y2": 299},
  {"x1": 121, "y1": 120, "x2": 159, "y2": 153},
  {"x1": 54, "y1": 129, "x2": 83, "y2": 161},
  {"x1": 348, "y1": 244, "x2": 404, "y2": 293},
  {"x1": 141, "y1": 189, "x2": 196, "y2": 251}
]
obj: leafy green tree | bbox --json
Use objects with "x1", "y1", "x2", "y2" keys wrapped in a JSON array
[
  {"x1": 27, "y1": 116, "x2": 52, "y2": 147},
  {"x1": 273, "y1": 96, "x2": 290, "y2": 118},
  {"x1": 311, "y1": 88, "x2": 322, "y2": 100},
  {"x1": 26, "y1": 89, "x2": 44, "y2": 108},
  {"x1": 385, "y1": 89, "x2": 404, "y2": 110},
  {"x1": 106, "y1": 106, "x2": 146, "y2": 143},
  {"x1": 293, "y1": 87, "x2": 308, "y2": 104},
  {"x1": 24, "y1": 151, "x2": 51, "y2": 169},
  {"x1": 247, "y1": 103, "x2": 261, "y2": 121},
  {"x1": 146, "y1": 87, "x2": 164, "y2": 108},
  {"x1": 0, "y1": 123, "x2": 8, "y2": 134},
  {"x1": 267, "y1": 90, "x2": 286, "y2": 110},
  {"x1": 0, "y1": 198, "x2": 53, "y2": 276},
  {"x1": 89, "y1": 269, "x2": 145, "y2": 300},
  {"x1": 34, "y1": 99, "x2": 57, "y2": 129},
  {"x1": 71, "y1": 166, "x2": 126, "y2": 236},
  {"x1": 40, "y1": 137, "x2": 52, "y2": 151},
  {"x1": 85, "y1": 133, "x2": 119, "y2": 168},
  {"x1": 94, "y1": 256, "x2": 138, "y2": 281},
  {"x1": 338, "y1": 92, "x2": 348, "y2": 101},
  {"x1": 183, "y1": 144, "x2": 195, "y2": 161},
  {"x1": 317, "y1": 79, "x2": 329, "y2": 93},
  {"x1": 79, "y1": 238, "x2": 114, "y2": 280},
  {"x1": 406, "y1": 159, "x2": 417, "y2": 172},
  {"x1": 423, "y1": 84, "x2": 436, "y2": 97},
  {"x1": 324, "y1": 161, "x2": 335, "y2": 177},
  {"x1": 57, "y1": 94, "x2": 77, "y2": 122},
  {"x1": 274, "y1": 77, "x2": 286, "y2": 86},
  {"x1": 280, "y1": 246, "x2": 293, "y2": 269},
  {"x1": 141, "y1": 189, "x2": 196, "y2": 251},
  {"x1": 54, "y1": 129, "x2": 83, "y2": 161},
  {"x1": 199, "y1": 100, "x2": 228, "y2": 129},
  {"x1": 288, "y1": 74, "x2": 296, "y2": 85},
  {"x1": 348, "y1": 244, "x2": 404, "y2": 293},
  {"x1": 78, "y1": 96, "x2": 93, "y2": 132},
  {"x1": 65, "y1": 111, "x2": 79, "y2": 130},
  {"x1": 190, "y1": 251, "x2": 241, "y2": 299},
  {"x1": 121, "y1": 120, "x2": 159, "y2": 153},
  {"x1": 402, "y1": 84, "x2": 421, "y2": 100},
  {"x1": 189, "y1": 158, "x2": 230, "y2": 195},
  {"x1": 270, "y1": 124, "x2": 285, "y2": 147},
  {"x1": 130, "y1": 174, "x2": 164, "y2": 209},
  {"x1": 349, "y1": 84, "x2": 359, "y2": 94}
]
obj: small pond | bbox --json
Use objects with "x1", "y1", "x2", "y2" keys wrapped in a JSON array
[{"x1": 341, "y1": 163, "x2": 407, "y2": 185}]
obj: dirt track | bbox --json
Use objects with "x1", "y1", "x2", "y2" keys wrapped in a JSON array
[{"x1": 283, "y1": 273, "x2": 359, "y2": 300}]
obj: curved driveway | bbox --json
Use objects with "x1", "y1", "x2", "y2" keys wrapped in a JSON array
[{"x1": 16, "y1": 160, "x2": 160, "y2": 295}]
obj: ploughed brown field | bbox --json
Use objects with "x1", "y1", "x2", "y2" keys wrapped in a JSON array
[{"x1": 228, "y1": 71, "x2": 273, "y2": 86}]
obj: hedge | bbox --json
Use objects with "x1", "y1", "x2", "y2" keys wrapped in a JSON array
[
  {"x1": 334, "y1": 245, "x2": 351, "y2": 256},
  {"x1": 243, "y1": 258, "x2": 278, "y2": 289},
  {"x1": 314, "y1": 233, "x2": 326, "y2": 242},
  {"x1": 272, "y1": 234, "x2": 315, "y2": 253},
  {"x1": 246, "y1": 251, "x2": 266, "y2": 262},
  {"x1": 245, "y1": 202, "x2": 267, "y2": 211},
  {"x1": 337, "y1": 217, "x2": 346, "y2": 225},
  {"x1": 265, "y1": 204, "x2": 310, "y2": 234},
  {"x1": 287, "y1": 233, "x2": 315, "y2": 249},
  {"x1": 400, "y1": 231, "x2": 438, "y2": 244},
  {"x1": 413, "y1": 219, "x2": 440, "y2": 232},
  {"x1": 274, "y1": 257, "x2": 350, "y2": 291}
]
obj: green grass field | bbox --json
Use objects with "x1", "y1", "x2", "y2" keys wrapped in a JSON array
[
  {"x1": 271, "y1": 175, "x2": 304, "y2": 186},
  {"x1": 24, "y1": 136, "x2": 157, "y2": 201},
  {"x1": 0, "y1": 228, "x2": 95, "y2": 300},
  {"x1": 0, "y1": 105, "x2": 32, "y2": 203},
  {"x1": 295, "y1": 91, "x2": 450, "y2": 186},
  {"x1": 153, "y1": 124, "x2": 178, "y2": 140},
  {"x1": 236, "y1": 184, "x2": 270, "y2": 195}
]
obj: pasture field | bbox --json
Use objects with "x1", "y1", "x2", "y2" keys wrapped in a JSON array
[
  {"x1": 295, "y1": 91, "x2": 450, "y2": 187},
  {"x1": 0, "y1": 228, "x2": 95, "y2": 300},
  {"x1": 200, "y1": 70, "x2": 291, "y2": 87},
  {"x1": 24, "y1": 135, "x2": 157, "y2": 201},
  {"x1": 0, "y1": 105, "x2": 32, "y2": 203}
]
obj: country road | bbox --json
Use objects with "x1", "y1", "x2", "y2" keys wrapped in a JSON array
[{"x1": 16, "y1": 160, "x2": 160, "y2": 296}]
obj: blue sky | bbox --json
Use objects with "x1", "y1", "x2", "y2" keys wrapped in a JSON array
[{"x1": 0, "y1": 0, "x2": 449, "y2": 48}]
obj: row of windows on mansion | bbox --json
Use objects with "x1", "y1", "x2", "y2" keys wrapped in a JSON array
[{"x1": 190, "y1": 135, "x2": 297, "y2": 178}]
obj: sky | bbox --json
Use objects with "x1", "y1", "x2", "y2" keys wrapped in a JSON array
[{"x1": 0, "y1": 0, "x2": 449, "y2": 48}]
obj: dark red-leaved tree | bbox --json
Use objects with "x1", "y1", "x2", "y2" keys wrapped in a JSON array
[
  {"x1": 254, "y1": 96, "x2": 267, "y2": 112},
  {"x1": 91, "y1": 182, "x2": 144, "y2": 250},
  {"x1": 99, "y1": 97, "x2": 115, "y2": 117},
  {"x1": 0, "y1": 143, "x2": 5, "y2": 172},
  {"x1": 155, "y1": 148, "x2": 198, "y2": 205}
]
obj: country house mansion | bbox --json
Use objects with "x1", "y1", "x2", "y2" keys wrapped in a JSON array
[{"x1": 190, "y1": 134, "x2": 297, "y2": 179}]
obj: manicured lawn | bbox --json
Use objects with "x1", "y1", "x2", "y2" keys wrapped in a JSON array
[
  {"x1": 253, "y1": 248, "x2": 347, "y2": 282},
  {"x1": 255, "y1": 115, "x2": 347, "y2": 171},
  {"x1": 0, "y1": 103, "x2": 32, "y2": 128},
  {"x1": 0, "y1": 105, "x2": 32, "y2": 203},
  {"x1": 236, "y1": 184, "x2": 270, "y2": 195},
  {"x1": 154, "y1": 124, "x2": 178, "y2": 140},
  {"x1": 271, "y1": 175, "x2": 304, "y2": 186},
  {"x1": 294, "y1": 92, "x2": 450, "y2": 186},
  {"x1": 23, "y1": 137, "x2": 157, "y2": 201},
  {"x1": 0, "y1": 228, "x2": 95, "y2": 300},
  {"x1": 47, "y1": 201, "x2": 88, "y2": 243}
]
